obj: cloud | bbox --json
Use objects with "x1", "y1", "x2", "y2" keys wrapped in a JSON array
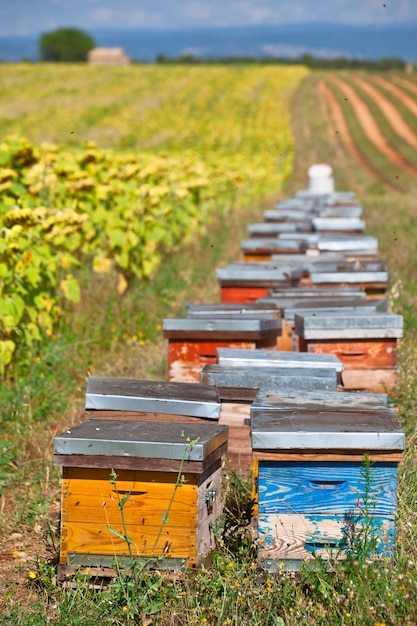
[{"x1": 1, "y1": 0, "x2": 416, "y2": 36}]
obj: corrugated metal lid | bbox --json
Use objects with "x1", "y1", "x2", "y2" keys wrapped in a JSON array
[
  {"x1": 85, "y1": 377, "x2": 221, "y2": 419},
  {"x1": 54, "y1": 420, "x2": 229, "y2": 461},
  {"x1": 251, "y1": 408, "x2": 405, "y2": 451}
]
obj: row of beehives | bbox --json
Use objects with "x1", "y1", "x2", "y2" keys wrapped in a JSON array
[{"x1": 54, "y1": 183, "x2": 405, "y2": 579}]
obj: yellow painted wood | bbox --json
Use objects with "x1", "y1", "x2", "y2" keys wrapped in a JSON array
[
  {"x1": 60, "y1": 520, "x2": 197, "y2": 562},
  {"x1": 60, "y1": 467, "x2": 199, "y2": 565}
]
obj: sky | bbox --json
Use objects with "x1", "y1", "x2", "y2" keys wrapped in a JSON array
[{"x1": 1, "y1": 0, "x2": 416, "y2": 37}]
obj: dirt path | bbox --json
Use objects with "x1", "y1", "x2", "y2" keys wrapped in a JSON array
[
  {"x1": 318, "y1": 80, "x2": 399, "y2": 193},
  {"x1": 327, "y1": 75, "x2": 417, "y2": 178},
  {"x1": 391, "y1": 75, "x2": 417, "y2": 98},
  {"x1": 351, "y1": 76, "x2": 417, "y2": 151},
  {"x1": 370, "y1": 75, "x2": 417, "y2": 120}
]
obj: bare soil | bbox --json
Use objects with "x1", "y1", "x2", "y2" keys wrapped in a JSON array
[{"x1": 325, "y1": 74, "x2": 417, "y2": 178}]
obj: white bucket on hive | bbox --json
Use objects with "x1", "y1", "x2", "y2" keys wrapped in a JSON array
[{"x1": 308, "y1": 163, "x2": 334, "y2": 194}]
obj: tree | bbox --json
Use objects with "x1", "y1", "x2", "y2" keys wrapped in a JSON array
[{"x1": 39, "y1": 27, "x2": 96, "y2": 62}]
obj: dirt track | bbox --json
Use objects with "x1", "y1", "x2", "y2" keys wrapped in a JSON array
[
  {"x1": 323, "y1": 75, "x2": 417, "y2": 181},
  {"x1": 351, "y1": 76, "x2": 417, "y2": 151},
  {"x1": 318, "y1": 80, "x2": 399, "y2": 193},
  {"x1": 372, "y1": 75, "x2": 417, "y2": 118}
]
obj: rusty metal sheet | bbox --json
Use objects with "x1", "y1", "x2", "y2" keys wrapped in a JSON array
[
  {"x1": 216, "y1": 348, "x2": 343, "y2": 372},
  {"x1": 251, "y1": 408, "x2": 405, "y2": 451},
  {"x1": 85, "y1": 377, "x2": 221, "y2": 419},
  {"x1": 251, "y1": 388, "x2": 388, "y2": 411},
  {"x1": 54, "y1": 420, "x2": 229, "y2": 461}
]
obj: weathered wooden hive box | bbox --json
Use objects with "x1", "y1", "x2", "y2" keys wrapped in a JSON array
[
  {"x1": 258, "y1": 288, "x2": 368, "y2": 351},
  {"x1": 307, "y1": 270, "x2": 389, "y2": 297},
  {"x1": 284, "y1": 298, "x2": 387, "y2": 349},
  {"x1": 294, "y1": 311, "x2": 403, "y2": 393},
  {"x1": 54, "y1": 420, "x2": 228, "y2": 579},
  {"x1": 251, "y1": 406, "x2": 405, "y2": 572},
  {"x1": 84, "y1": 376, "x2": 221, "y2": 423},
  {"x1": 240, "y1": 238, "x2": 307, "y2": 262},
  {"x1": 278, "y1": 233, "x2": 379, "y2": 260},
  {"x1": 217, "y1": 265, "x2": 302, "y2": 303},
  {"x1": 163, "y1": 317, "x2": 281, "y2": 382},
  {"x1": 314, "y1": 235, "x2": 379, "y2": 260},
  {"x1": 200, "y1": 360, "x2": 338, "y2": 473},
  {"x1": 216, "y1": 347, "x2": 343, "y2": 384}
]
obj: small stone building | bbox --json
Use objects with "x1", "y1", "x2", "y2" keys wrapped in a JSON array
[{"x1": 88, "y1": 47, "x2": 130, "y2": 65}]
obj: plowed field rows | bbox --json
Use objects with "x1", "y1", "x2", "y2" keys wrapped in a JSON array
[{"x1": 320, "y1": 73, "x2": 417, "y2": 193}]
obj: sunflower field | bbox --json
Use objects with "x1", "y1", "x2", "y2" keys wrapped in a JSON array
[{"x1": 0, "y1": 64, "x2": 307, "y2": 373}]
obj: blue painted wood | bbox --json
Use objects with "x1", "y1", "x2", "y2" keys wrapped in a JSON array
[
  {"x1": 258, "y1": 512, "x2": 396, "y2": 560},
  {"x1": 258, "y1": 461, "x2": 398, "y2": 515}
]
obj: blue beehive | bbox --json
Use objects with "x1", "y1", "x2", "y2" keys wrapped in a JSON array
[{"x1": 251, "y1": 405, "x2": 405, "y2": 572}]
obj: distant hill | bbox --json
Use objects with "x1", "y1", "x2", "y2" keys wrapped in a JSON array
[{"x1": 1, "y1": 22, "x2": 416, "y2": 63}]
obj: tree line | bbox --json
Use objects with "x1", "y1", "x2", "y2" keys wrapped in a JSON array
[{"x1": 36, "y1": 27, "x2": 411, "y2": 71}]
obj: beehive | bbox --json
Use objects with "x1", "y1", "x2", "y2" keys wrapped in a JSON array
[
  {"x1": 251, "y1": 407, "x2": 405, "y2": 572},
  {"x1": 307, "y1": 270, "x2": 389, "y2": 297},
  {"x1": 295, "y1": 311, "x2": 403, "y2": 392},
  {"x1": 200, "y1": 362, "x2": 338, "y2": 473},
  {"x1": 240, "y1": 239, "x2": 308, "y2": 263},
  {"x1": 258, "y1": 288, "x2": 368, "y2": 351},
  {"x1": 163, "y1": 317, "x2": 281, "y2": 382},
  {"x1": 217, "y1": 265, "x2": 302, "y2": 302},
  {"x1": 84, "y1": 376, "x2": 221, "y2": 423},
  {"x1": 54, "y1": 420, "x2": 228, "y2": 579}
]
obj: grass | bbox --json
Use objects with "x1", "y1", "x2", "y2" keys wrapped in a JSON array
[{"x1": 1, "y1": 68, "x2": 417, "y2": 624}]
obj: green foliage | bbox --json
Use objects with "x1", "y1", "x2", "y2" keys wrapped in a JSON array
[
  {"x1": 0, "y1": 135, "x2": 272, "y2": 375},
  {"x1": 39, "y1": 27, "x2": 96, "y2": 63}
]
